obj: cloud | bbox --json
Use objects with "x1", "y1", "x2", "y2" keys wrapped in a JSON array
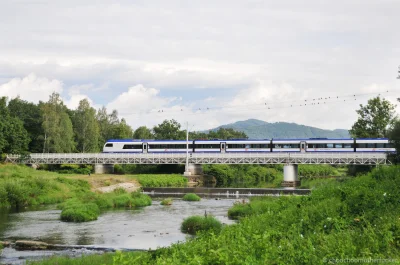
[{"x1": 0, "y1": 73, "x2": 63, "y2": 103}]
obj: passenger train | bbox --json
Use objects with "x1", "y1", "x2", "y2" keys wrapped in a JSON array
[{"x1": 103, "y1": 138, "x2": 395, "y2": 153}]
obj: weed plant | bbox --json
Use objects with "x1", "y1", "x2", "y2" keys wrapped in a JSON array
[
  {"x1": 181, "y1": 215, "x2": 223, "y2": 235},
  {"x1": 161, "y1": 198, "x2": 173, "y2": 205},
  {"x1": 182, "y1": 193, "x2": 201, "y2": 201},
  {"x1": 26, "y1": 253, "x2": 116, "y2": 265}
]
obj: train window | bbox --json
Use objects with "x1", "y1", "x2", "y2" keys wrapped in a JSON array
[
  {"x1": 344, "y1": 144, "x2": 352, "y2": 148},
  {"x1": 367, "y1": 143, "x2": 375, "y2": 148},
  {"x1": 385, "y1": 143, "x2": 393, "y2": 148},
  {"x1": 317, "y1": 144, "x2": 327, "y2": 148},
  {"x1": 105, "y1": 143, "x2": 113, "y2": 147},
  {"x1": 376, "y1": 143, "x2": 384, "y2": 148},
  {"x1": 123, "y1": 144, "x2": 142, "y2": 149},
  {"x1": 326, "y1": 143, "x2": 334, "y2": 148},
  {"x1": 334, "y1": 144, "x2": 343, "y2": 148},
  {"x1": 357, "y1": 143, "x2": 366, "y2": 148},
  {"x1": 195, "y1": 144, "x2": 220, "y2": 149}
]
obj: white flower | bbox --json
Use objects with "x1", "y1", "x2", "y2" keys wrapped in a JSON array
[
  {"x1": 300, "y1": 234, "x2": 304, "y2": 238},
  {"x1": 327, "y1": 217, "x2": 332, "y2": 221},
  {"x1": 383, "y1": 192, "x2": 387, "y2": 197}
]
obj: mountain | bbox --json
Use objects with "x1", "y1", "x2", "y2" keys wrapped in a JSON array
[{"x1": 207, "y1": 119, "x2": 350, "y2": 139}]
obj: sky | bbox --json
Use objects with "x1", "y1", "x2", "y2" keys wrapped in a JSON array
[{"x1": 0, "y1": 0, "x2": 399, "y2": 132}]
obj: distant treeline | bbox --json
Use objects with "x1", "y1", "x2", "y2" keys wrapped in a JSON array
[{"x1": 0, "y1": 92, "x2": 247, "y2": 155}]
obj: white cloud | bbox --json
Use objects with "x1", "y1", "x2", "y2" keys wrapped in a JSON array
[{"x1": 0, "y1": 73, "x2": 63, "y2": 103}]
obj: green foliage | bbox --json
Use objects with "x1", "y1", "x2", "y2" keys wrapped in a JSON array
[
  {"x1": 203, "y1": 164, "x2": 283, "y2": 187},
  {"x1": 350, "y1": 96, "x2": 397, "y2": 138},
  {"x1": 153, "y1": 119, "x2": 185, "y2": 140},
  {"x1": 160, "y1": 198, "x2": 173, "y2": 205},
  {"x1": 111, "y1": 166, "x2": 400, "y2": 264},
  {"x1": 133, "y1": 126, "x2": 154, "y2": 139},
  {"x1": 0, "y1": 165, "x2": 90, "y2": 208},
  {"x1": 73, "y1": 99, "x2": 100, "y2": 153},
  {"x1": 133, "y1": 174, "x2": 188, "y2": 187},
  {"x1": 26, "y1": 253, "x2": 116, "y2": 265},
  {"x1": 7, "y1": 97, "x2": 43, "y2": 153},
  {"x1": 60, "y1": 201, "x2": 100, "y2": 222},
  {"x1": 182, "y1": 193, "x2": 201, "y2": 201},
  {"x1": 298, "y1": 165, "x2": 338, "y2": 179},
  {"x1": 181, "y1": 215, "x2": 223, "y2": 235},
  {"x1": 388, "y1": 118, "x2": 400, "y2": 163},
  {"x1": 41, "y1": 92, "x2": 75, "y2": 153},
  {"x1": 0, "y1": 97, "x2": 30, "y2": 154}
]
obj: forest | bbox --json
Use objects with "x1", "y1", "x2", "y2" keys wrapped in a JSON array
[{"x1": 0, "y1": 92, "x2": 247, "y2": 156}]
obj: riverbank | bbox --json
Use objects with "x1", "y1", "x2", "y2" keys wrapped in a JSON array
[{"x1": 26, "y1": 165, "x2": 400, "y2": 264}]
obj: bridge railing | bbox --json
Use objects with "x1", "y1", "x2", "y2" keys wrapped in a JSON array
[{"x1": 5, "y1": 152, "x2": 389, "y2": 165}]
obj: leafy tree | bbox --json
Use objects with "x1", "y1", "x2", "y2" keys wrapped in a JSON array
[
  {"x1": 8, "y1": 97, "x2": 43, "y2": 153},
  {"x1": 133, "y1": 126, "x2": 154, "y2": 139},
  {"x1": 0, "y1": 97, "x2": 30, "y2": 154},
  {"x1": 41, "y1": 92, "x2": 75, "y2": 153},
  {"x1": 153, "y1": 119, "x2": 185, "y2": 140},
  {"x1": 73, "y1": 99, "x2": 100, "y2": 152},
  {"x1": 114, "y1": 118, "x2": 133, "y2": 139},
  {"x1": 349, "y1": 96, "x2": 397, "y2": 138},
  {"x1": 209, "y1": 128, "x2": 248, "y2": 139},
  {"x1": 388, "y1": 119, "x2": 400, "y2": 163}
]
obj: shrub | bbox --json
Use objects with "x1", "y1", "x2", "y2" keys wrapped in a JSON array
[
  {"x1": 60, "y1": 201, "x2": 100, "y2": 222},
  {"x1": 113, "y1": 194, "x2": 134, "y2": 208},
  {"x1": 182, "y1": 193, "x2": 201, "y2": 201},
  {"x1": 133, "y1": 174, "x2": 188, "y2": 187},
  {"x1": 161, "y1": 198, "x2": 173, "y2": 206},
  {"x1": 181, "y1": 215, "x2": 222, "y2": 235},
  {"x1": 131, "y1": 192, "x2": 152, "y2": 207}
]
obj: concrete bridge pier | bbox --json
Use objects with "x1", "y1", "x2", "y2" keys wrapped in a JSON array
[
  {"x1": 281, "y1": 164, "x2": 301, "y2": 187},
  {"x1": 94, "y1": 164, "x2": 115, "y2": 174},
  {"x1": 184, "y1": 164, "x2": 203, "y2": 176}
]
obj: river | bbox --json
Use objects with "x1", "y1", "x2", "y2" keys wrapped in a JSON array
[{"x1": 0, "y1": 198, "x2": 238, "y2": 264}]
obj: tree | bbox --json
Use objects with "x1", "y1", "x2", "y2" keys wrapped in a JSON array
[
  {"x1": 8, "y1": 97, "x2": 43, "y2": 153},
  {"x1": 0, "y1": 97, "x2": 30, "y2": 154},
  {"x1": 349, "y1": 96, "x2": 397, "y2": 138},
  {"x1": 153, "y1": 119, "x2": 185, "y2": 140},
  {"x1": 388, "y1": 119, "x2": 400, "y2": 163},
  {"x1": 41, "y1": 92, "x2": 75, "y2": 153},
  {"x1": 114, "y1": 118, "x2": 133, "y2": 139},
  {"x1": 73, "y1": 99, "x2": 100, "y2": 152},
  {"x1": 209, "y1": 128, "x2": 248, "y2": 139},
  {"x1": 133, "y1": 126, "x2": 154, "y2": 139}
]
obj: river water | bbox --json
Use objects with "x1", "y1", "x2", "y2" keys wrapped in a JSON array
[{"x1": 0, "y1": 198, "x2": 238, "y2": 264}]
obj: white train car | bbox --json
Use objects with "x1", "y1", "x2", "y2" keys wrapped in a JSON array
[
  {"x1": 272, "y1": 139, "x2": 301, "y2": 152},
  {"x1": 225, "y1": 140, "x2": 271, "y2": 152},
  {"x1": 147, "y1": 140, "x2": 193, "y2": 153},
  {"x1": 193, "y1": 140, "x2": 222, "y2": 153},
  {"x1": 306, "y1": 139, "x2": 354, "y2": 152},
  {"x1": 355, "y1": 138, "x2": 395, "y2": 153},
  {"x1": 103, "y1": 139, "x2": 144, "y2": 153}
]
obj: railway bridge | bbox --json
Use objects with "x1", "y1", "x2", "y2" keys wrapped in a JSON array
[{"x1": 5, "y1": 152, "x2": 390, "y2": 187}]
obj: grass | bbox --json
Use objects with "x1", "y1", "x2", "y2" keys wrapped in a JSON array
[
  {"x1": 160, "y1": 198, "x2": 173, "y2": 205},
  {"x1": 110, "y1": 165, "x2": 400, "y2": 264},
  {"x1": 181, "y1": 215, "x2": 223, "y2": 235},
  {"x1": 182, "y1": 193, "x2": 201, "y2": 201},
  {"x1": 130, "y1": 174, "x2": 188, "y2": 187},
  {"x1": 26, "y1": 253, "x2": 116, "y2": 265}
]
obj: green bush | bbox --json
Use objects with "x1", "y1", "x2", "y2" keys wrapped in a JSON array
[
  {"x1": 182, "y1": 193, "x2": 201, "y2": 201},
  {"x1": 131, "y1": 192, "x2": 152, "y2": 207},
  {"x1": 26, "y1": 252, "x2": 117, "y2": 265},
  {"x1": 161, "y1": 198, "x2": 173, "y2": 205},
  {"x1": 181, "y1": 215, "x2": 223, "y2": 235},
  {"x1": 60, "y1": 201, "x2": 100, "y2": 222}
]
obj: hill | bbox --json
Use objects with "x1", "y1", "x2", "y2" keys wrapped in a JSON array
[{"x1": 207, "y1": 119, "x2": 350, "y2": 139}]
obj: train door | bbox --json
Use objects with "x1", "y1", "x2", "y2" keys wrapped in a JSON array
[
  {"x1": 143, "y1": 142, "x2": 148, "y2": 153},
  {"x1": 300, "y1": 141, "x2": 306, "y2": 153},
  {"x1": 220, "y1": 142, "x2": 226, "y2": 153}
]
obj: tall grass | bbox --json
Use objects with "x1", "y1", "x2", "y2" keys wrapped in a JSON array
[
  {"x1": 131, "y1": 174, "x2": 188, "y2": 187},
  {"x1": 182, "y1": 193, "x2": 201, "y2": 201},
  {"x1": 181, "y1": 216, "x2": 223, "y2": 235},
  {"x1": 111, "y1": 166, "x2": 400, "y2": 264},
  {"x1": 26, "y1": 253, "x2": 116, "y2": 265}
]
